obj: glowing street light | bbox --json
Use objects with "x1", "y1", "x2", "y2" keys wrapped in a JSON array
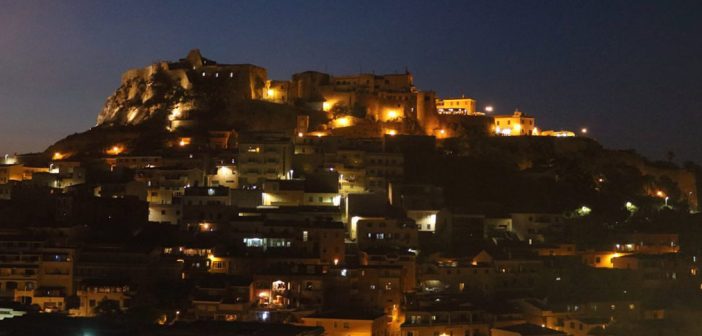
[
  {"x1": 485, "y1": 106, "x2": 494, "y2": 113},
  {"x1": 577, "y1": 205, "x2": 592, "y2": 216},
  {"x1": 335, "y1": 117, "x2": 350, "y2": 127},
  {"x1": 625, "y1": 201, "x2": 638, "y2": 213},
  {"x1": 581, "y1": 128, "x2": 588, "y2": 134},
  {"x1": 106, "y1": 145, "x2": 124, "y2": 156}
]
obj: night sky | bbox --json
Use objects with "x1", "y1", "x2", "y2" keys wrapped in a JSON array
[{"x1": 1, "y1": 1, "x2": 701, "y2": 162}]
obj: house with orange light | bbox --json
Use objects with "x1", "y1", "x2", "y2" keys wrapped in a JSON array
[
  {"x1": 300, "y1": 311, "x2": 389, "y2": 336},
  {"x1": 494, "y1": 110, "x2": 536, "y2": 136}
]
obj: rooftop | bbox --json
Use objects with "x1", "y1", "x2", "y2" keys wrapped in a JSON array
[
  {"x1": 493, "y1": 323, "x2": 566, "y2": 335},
  {"x1": 304, "y1": 310, "x2": 386, "y2": 321},
  {"x1": 167, "y1": 321, "x2": 323, "y2": 336}
]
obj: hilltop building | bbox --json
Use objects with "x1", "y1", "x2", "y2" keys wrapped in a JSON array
[{"x1": 494, "y1": 110, "x2": 536, "y2": 136}]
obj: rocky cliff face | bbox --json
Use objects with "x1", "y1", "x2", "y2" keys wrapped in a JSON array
[
  {"x1": 95, "y1": 50, "x2": 274, "y2": 131},
  {"x1": 96, "y1": 62, "x2": 193, "y2": 126}
]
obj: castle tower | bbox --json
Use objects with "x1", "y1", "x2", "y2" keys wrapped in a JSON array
[{"x1": 186, "y1": 49, "x2": 204, "y2": 68}]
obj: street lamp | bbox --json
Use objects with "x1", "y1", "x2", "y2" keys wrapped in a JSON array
[{"x1": 485, "y1": 106, "x2": 494, "y2": 113}]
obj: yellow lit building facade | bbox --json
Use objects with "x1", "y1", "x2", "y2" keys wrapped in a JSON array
[
  {"x1": 301, "y1": 311, "x2": 389, "y2": 336},
  {"x1": 0, "y1": 164, "x2": 48, "y2": 184},
  {"x1": 263, "y1": 80, "x2": 291, "y2": 103},
  {"x1": 435, "y1": 97, "x2": 477, "y2": 115},
  {"x1": 493, "y1": 110, "x2": 536, "y2": 136}
]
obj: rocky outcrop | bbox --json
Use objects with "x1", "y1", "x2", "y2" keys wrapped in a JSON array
[
  {"x1": 95, "y1": 49, "x2": 268, "y2": 128},
  {"x1": 96, "y1": 62, "x2": 192, "y2": 126}
]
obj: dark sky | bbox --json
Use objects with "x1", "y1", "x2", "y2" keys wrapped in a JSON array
[{"x1": 1, "y1": 0, "x2": 701, "y2": 162}]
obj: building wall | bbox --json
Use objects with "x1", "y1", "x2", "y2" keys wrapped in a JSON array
[
  {"x1": 494, "y1": 111, "x2": 536, "y2": 136},
  {"x1": 356, "y1": 218, "x2": 418, "y2": 249},
  {"x1": 301, "y1": 316, "x2": 388, "y2": 336},
  {"x1": 72, "y1": 286, "x2": 131, "y2": 317},
  {"x1": 510, "y1": 213, "x2": 564, "y2": 242},
  {"x1": 435, "y1": 97, "x2": 477, "y2": 115},
  {"x1": 149, "y1": 203, "x2": 182, "y2": 224},
  {"x1": 264, "y1": 80, "x2": 292, "y2": 103},
  {"x1": 39, "y1": 248, "x2": 75, "y2": 295},
  {"x1": 238, "y1": 141, "x2": 293, "y2": 188}
]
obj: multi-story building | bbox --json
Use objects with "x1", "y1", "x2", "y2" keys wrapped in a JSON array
[
  {"x1": 360, "y1": 248, "x2": 417, "y2": 293},
  {"x1": 418, "y1": 250, "x2": 544, "y2": 295},
  {"x1": 0, "y1": 237, "x2": 75, "y2": 310},
  {"x1": 148, "y1": 202, "x2": 182, "y2": 225},
  {"x1": 70, "y1": 279, "x2": 133, "y2": 317},
  {"x1": 285, "y1": 70, "x2": 446, "y2": 134},
  {"x1": 435, "y1": 210, "x2": 486, "y2": 245},
  {"x1": 490, "y1": 323, "x2": 565, "y2": 336},
  {"x1": 510, "y1": 213, "x2": 565, "y2": 243},
  {"x1": 435, "y1": 97, "x2": 478, "y2": 116},
  {"x1": 190, "y1": 274, "x2": 253, "y2": 321},
  {"x1": 365, "y1": 152, "x2": 404, "y2": 193},
  {"x1": 612, "y1": 232, "x2": 680, "y2": 254},
  {"x1": 238, "y1": 133, "x2": 293, "y2": 188},
  {"x1": 325, "y1": 265, "x2": 404, "y2": 318},
  {"x1": 354, "y1": 218, "x2": 418, "y2": 250},
  {"x1": 0, "y1": 236, "x2": 43, "y2": 298},
  {"x1": 300, "y1": 311, "x2": 389, "y2": 336},
  {"x1": 31, "y1": 164, "x2": 85, "y2": 190},
  {"x1": 135, "y1": 167, "x2": 205, "y2": 205},
  {"x1": 493, "y1": 110, "x2": 536, "y2": 136},
  {"x1": 110, "y1": 156, "x2": 164, "y2": 169},
  {"x1": 262, "y1": 175, "x2": 341, "y2": 208},
  {"x1": 402, "y1": 298, "x2": 490, "y2": 336},
  {"x1": 207, "y1": 164, "x2": 239, "y2": 189},
  {"x1": 75, "y1": 245, "x2": 180, "y2": 287},
  {"x1": 611, "y1": 253, "x2": 688, "y2": 288},
  {"x1": 0, "y1": 164, "x2": 48, "y2": 184},
  {"x1": 252, "y1": 264, "x2": 326, "y2": 311},
  {"x1": 229, "y1": 218, "x2": 346, "y2": 266}
]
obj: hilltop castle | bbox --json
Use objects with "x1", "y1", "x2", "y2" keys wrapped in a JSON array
[{"x1": 97, "y1": 49, "x2": 548, "y2": 139}]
